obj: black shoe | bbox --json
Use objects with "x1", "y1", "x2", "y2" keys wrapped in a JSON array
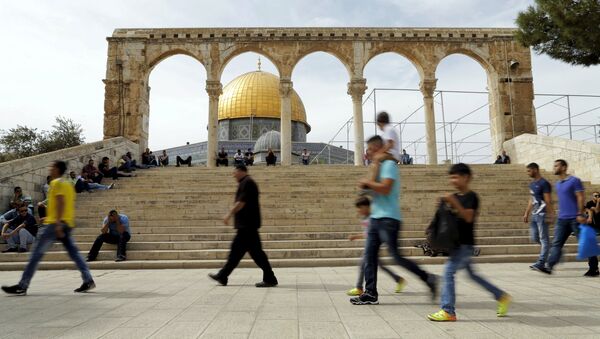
[
  {"x1": 208, "y1": 273, "x2": 228, "y2": 286},
  {"x1": 2, "y1": 248, "x2": 17, "y2": 253},
  {"x1": 74, "y1": 281, "x2": 96, "y2": 293},
  {"x1": 18, "y1": 248, "x2": 27, "y2": 253},
  {"x1": 1, "y1": 284, "x2": 26, "y2": 295},
  {"x1": 426, "y1": 273, "x2": 438, "y2": 302},
  {"x1": 115, "y1": 255, "x2": 126, "y2": 262},
  {"x1": 533, "y1": 266, "x2": 552, "y2": 275},
  {"x1": 350, "y1": 292, "x2": 379, "y2": 305},
  {"x1": 584, "y1": 269, "x2": 599, "y2": 277},
  {"x1": 86, "y1": 257, "x2": 96, "y2": 262},
  {"x1": 255, "y1": 280, "x2": 278, "y2": 288}
]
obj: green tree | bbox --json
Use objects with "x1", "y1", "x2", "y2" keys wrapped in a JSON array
[
  {"x1": 516, "y1": 0, "x2": 600, "y2": 66},
  {"x1": 0, "y1": 116, "x2": 85, "y2": 162},
  {"x1": 0, "y1": 125, "x2": 40, "y2": 159}
]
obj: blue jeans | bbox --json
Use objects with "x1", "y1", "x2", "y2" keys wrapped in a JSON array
[
  {"x1": 356, "y1": 251, "x2": 401, "y2": 288},
  {"x1": 530, "y1": 213, "x2": 549, "y2": 267},
  {"x1": 547, "y1": 218, "x2": 579, "y2": 269},
  {"x1": 364, "y1": 218, "x2": 429, "y2": 296},
  {"x1": 7, "y1": 229, "x2": 35, "y2": 249},
  {"x1": 441, "y1": 245, "x2": 504, "y2": 315},
  {"x1": 19, "y1": 224, "x2": 93, "y2": 289}
]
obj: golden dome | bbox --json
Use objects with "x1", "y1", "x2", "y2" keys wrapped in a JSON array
[{"x1": 218, "y1": 71, "x2": 308, "y2": 126}]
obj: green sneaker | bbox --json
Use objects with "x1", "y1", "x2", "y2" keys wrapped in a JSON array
[
  {"x1": 497, "y1": 294, "x2": 512, "y2": 317},
  {"x1": 427, "y1": 309, "x2": 457, "y2": 322},
  {"x1": 394, "y1": 278, "x2": 406, "y2": 293},
  {"x1": 346, "y1": 287, "x2": 363, "y2": 296}
]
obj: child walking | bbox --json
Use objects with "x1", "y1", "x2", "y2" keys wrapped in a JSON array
[
  {"x1": 427, "y1": 163, "x2": 511, "y2": 321},
  {"x1": 347, "y1": 197, "x2": 406, "y2": 296}
]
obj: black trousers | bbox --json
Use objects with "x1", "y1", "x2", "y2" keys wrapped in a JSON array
[
  {"x1": 90, "y1": 173, "x2": 104, "y2": 184},
  {"x1": 216, "y1": 158, "x2": 228, "y2": 167},
  {"x1": 590, "y1": 256, "x2": 599, "y2": 270},
  {"x1": 219, "y1": 228, "x2": 276, "y2": 282},
  {"x1": 87, "y1": 232, "x2": 131, "y2": 259},
  {"x1": 176, "y1": 156, "x2": 192, "y2": 166}
]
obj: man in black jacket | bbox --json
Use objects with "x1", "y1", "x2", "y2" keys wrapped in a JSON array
[{"x1": 208, "y1": 164, "x2": 277, "y2": 287}]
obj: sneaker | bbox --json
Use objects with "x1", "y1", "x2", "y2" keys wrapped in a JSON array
[
  {"x1": 18, "y1": 248, "x2": 27, "y2": 253},
  {"x1": 255, "y1": 280, "x2": 278, "y2": 288},
  {"x1": 108, "y1": 183, "x2": 115, "y2": 189},
  {"x1": 115, "y1": 255, "x2": 126, "y2": 262},
  {"x1": 533, "y1": 265, "x2": 552, "y2": 275},
  {"x1": 1, "y1": 284, "x2": 27, "y2": 295},
  {"x1": 426, "y1": 274, "x2": 438, "y2": 302},
  {"x1": 395, "y1": 278, "x2": 406, "y2": 293},
  {"x1": 497, "y1": 294, "x2": 512, "y2": 317},
  {"x1": 74, "y1": 281, "x2": 96, "y2": 293},
  {"x1": 208, "y1": 273, "x2": 228, "y2": 286},
  {"x1": 2, "y1": 248, "x2": 17, "y2": 253},
  {"x1": 584, "y1": 269, "x2": 600, "y2": 277},
  {"x1": 350, "y1": 292, "x2": 379, "y2": 305},
  {"x1": 427, "y1": 309, "x2": 457, "y2": 322},
  {"x1": 346, "y1": 287, "x2": 363, "y2": 296}
]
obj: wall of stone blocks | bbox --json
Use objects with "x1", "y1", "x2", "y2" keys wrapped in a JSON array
[
  {"x1": 0, "y1": 137, "x2": 138, "y2": 210},
  {"x1": 504, "y1": 134, "x2": 600, "y2": 184}
]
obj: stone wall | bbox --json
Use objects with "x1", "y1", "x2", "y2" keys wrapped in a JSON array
[
  {"x1": 503, "y1": 134, "x2": 600, "y2": 184},
  {"x1": 0, "y1": 137, "x2": 138, "y2": 209}
]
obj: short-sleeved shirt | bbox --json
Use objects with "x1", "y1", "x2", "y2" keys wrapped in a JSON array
[
  {"x1": 44, "y1": 178, "x2": 76, "y2": 227},
  {"x1": 381, "y1": 125, "x2": 400, "y2": 161},
  {"x1": 585, "y1": 200, "x2": 599, "y2": 226},
  {"x1": 9, "y1": 214, "x2": 38, "y2": 237},
  {"x1": 453, "y1": 191, "x2": 479, "y2": 245},
  {"x1": 370, "y1": 160, "x2": 401, "y2": 221},
  {"x1": 556, "y1": 176, "x2": 584, "y2": 219},
  {"x1": 529, "y1": 178, "x2": 552, "y2": 215},
  {"x1": 102, "y1": 214, "x2": 131, "y2": 234},
  {"x1": 234, "y1": 176, "x2": 261, "y2": 229}
]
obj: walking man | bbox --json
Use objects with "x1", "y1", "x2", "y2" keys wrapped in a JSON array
[
  {"x1": 350, "y1": 135, "x2": 437, "y2": 305},
  {"x1": 543, "y1": 159, "x2": 589, "y2": 274},
  {"x1": 523, "y1": 163, "x2": 553, "y2": 272},
  {"x1": 2, "y1": 161, "x2": 95, "y2": 295},
  {"x1": 208, "y1": 164, "x2": 278, "y2": 287}
]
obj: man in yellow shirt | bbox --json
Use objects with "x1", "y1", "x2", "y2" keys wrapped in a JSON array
[{"x1": 2, "y1": 161, "x2": 95, "y2": 295}]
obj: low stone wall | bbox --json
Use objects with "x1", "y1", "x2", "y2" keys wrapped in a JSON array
[
  {"x1": 0, "y1": 137, "x2": 138, "y2": 209},
  {"x1": 503, "y1": 134, "x2": 600, "y2": 184}
]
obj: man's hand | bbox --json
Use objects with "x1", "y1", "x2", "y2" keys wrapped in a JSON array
[
  {"x1": 348, "y1": 235, "x2": 361, "y2": 241},
  {"x1": 576, "y1": 215, "x2": 588, "y2": 224},
  {"x1": 223, "y1": 213, "x2": 231, "y2": 226},
  {"x1": 523, "y1": 214, "x2": 529, "y2": 223},
  {"x1": 1, "y1": 233, "x2": 10, "y2": 240},
  {"x1": 116, "y1": 223, "x2": 125, "y2": 234},
  {"x1": 55, "y1": 224, "x2": 65, "y2": 239},
  {"x1": 587, "y1": 216, "x2": 593, "y2": 224},
  {"x1": 358, "y1": 178, "x2": 371, "y2": 189}
]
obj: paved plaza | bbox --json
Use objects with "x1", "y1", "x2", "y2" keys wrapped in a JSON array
[{"x1": 0, "y1": 262, "x2": 598, "y2": 339}]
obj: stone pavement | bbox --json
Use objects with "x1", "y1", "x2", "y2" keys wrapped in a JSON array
[{"x1": 0, "y1": 262, "x2": 598, "y2": 339}]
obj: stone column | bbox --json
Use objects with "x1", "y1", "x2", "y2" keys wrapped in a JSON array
[
  {"x1": 206, "y1": 81, "x2": 222, "y2": 168},
  {"x1": 419, "y1": 78, "x2": 438, "y2": 165},
  {"x1": 347, "y1": 78, "x2": 367, "y2": 166},
  {"x1": 279, "y1": 79, "x2": 293, "y2": 166}
]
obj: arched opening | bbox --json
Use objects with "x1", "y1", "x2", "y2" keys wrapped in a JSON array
[
  {"x1": 363, "y1": 52, "x2": 423, "y2": 163},
  {"x1": 147, "y1": 54, "x2": 208, "y2": 157},
  {"x1": 291, "y1": 51, "x2": 352, "y2": 164},
  {"x1": 434, "y1": 53, "x2": 491, "y2": 164}
]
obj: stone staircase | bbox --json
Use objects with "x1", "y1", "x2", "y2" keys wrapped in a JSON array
[{"x1": 1, "y1": 164, "x2": 597, "y2": 270}]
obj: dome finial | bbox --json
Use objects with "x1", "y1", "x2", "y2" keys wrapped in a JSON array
[{"x1": 257, "y1": 56, "x2": 262, "y2": 71}]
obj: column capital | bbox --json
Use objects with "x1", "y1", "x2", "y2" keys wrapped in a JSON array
[
  {"x1": 205, "y1": 81, "x2": 223, "y2": 98},
  {"x1": 419, "y1": 78, "x2": 437, "y2": 98},
  {"x1": 279, "y1": 79, "x2": 293, "y2": 97},
  {"x1": 347, "y1": 78, "x2": 367, "y2": 101}
]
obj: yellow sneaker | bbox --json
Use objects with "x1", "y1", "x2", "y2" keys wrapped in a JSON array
[
  {"x1": 497, "y1": 294, "x2": 512, "y2": 317},
  {"x1": 427, "y1": 309, "x2": 457, "y2": 322},
  {"x1": 346, "y1": 287, "x2": 363, "y2": 296},
  {"x1": 394, "y1": 278, "x2": 406, "y2": 293}
]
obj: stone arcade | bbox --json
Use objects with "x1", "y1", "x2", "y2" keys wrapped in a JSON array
[{"x1": 103, "y1": 27, "x2": 536, "y2": 166}]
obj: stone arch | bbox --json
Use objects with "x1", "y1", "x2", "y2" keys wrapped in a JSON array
[
  {"x1": 147, "y1": 48, "x2": 207, "y2": 74},
  {"x1": 432, "y1": 47, "x2": 496, "y2": 78},
  {"x1": 218, "y1": 46, "x2": 283, "y2": 79},
  {"x1": 290, "y1": 48, "x2": 353, "y2": 81},
  {"x1": 362, "y1": 47, "x2": 427, "y2": 81}
]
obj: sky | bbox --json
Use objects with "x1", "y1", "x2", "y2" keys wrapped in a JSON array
[{"x1": 1, "y1": 0, "x2": 599, "y2": 163}]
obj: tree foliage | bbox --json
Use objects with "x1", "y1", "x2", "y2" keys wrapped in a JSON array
[
  {"x1": 0, "y1": 116, "x2": 85, "y2": 162},
  {"x1": 516, "y1": 0, "x2": 600, "y2": 66}
]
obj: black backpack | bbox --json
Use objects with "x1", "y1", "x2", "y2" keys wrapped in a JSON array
[{"x1": 426, "y1": 202, "x2": 460, "y2": 252}]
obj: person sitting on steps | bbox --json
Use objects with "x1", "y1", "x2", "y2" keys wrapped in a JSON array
[
  {"x1": 266, "y1": 148, "x2": 277, "y2": 166},
  {"x1": 86, "y1": 210, "x2": 131, "y2": 263},
  {"x1": 176, "y1": 155, "x2": 192, "y2": 167},
  {"x1": 217, "y1": 147, "x2": 229, "y2": 167}
]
